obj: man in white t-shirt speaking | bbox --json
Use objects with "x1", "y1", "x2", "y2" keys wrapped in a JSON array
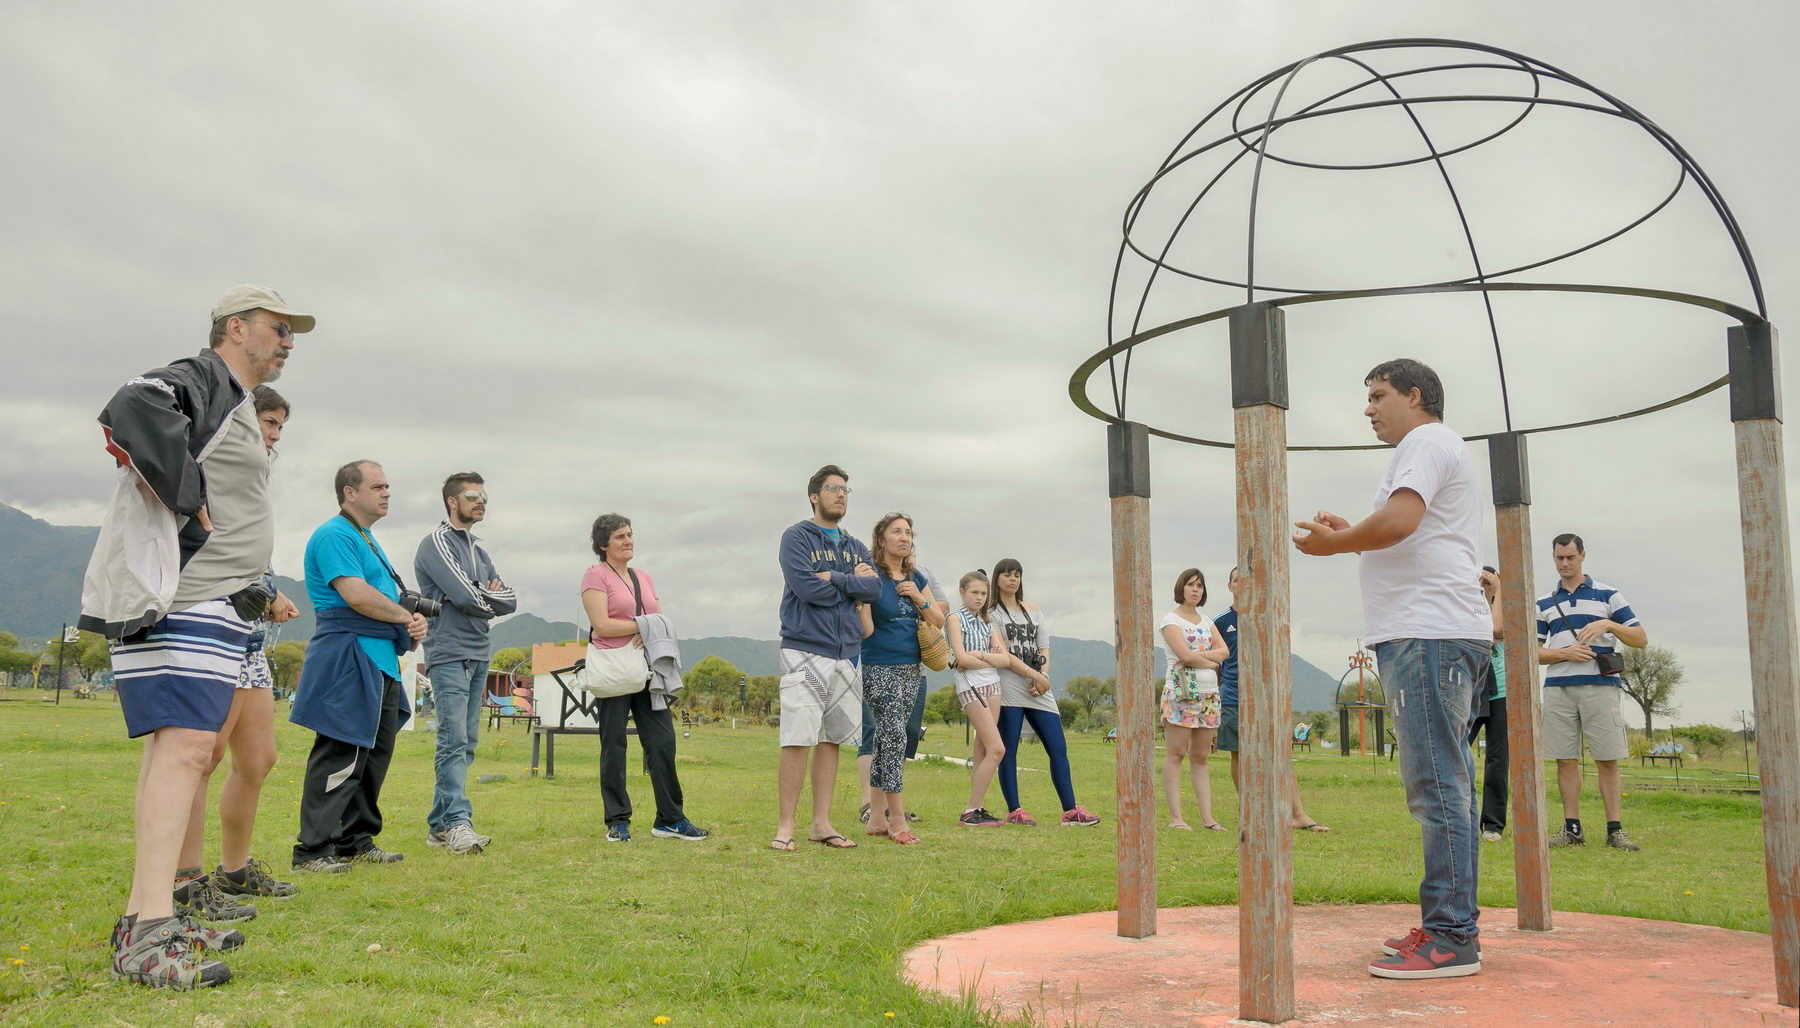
[{"x1": 1293, "y1": 358, "x2": 1491, "y2": 980}]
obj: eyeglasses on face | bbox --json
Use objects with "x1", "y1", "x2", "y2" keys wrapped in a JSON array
[{"x1": 819, "y1": 484, "x2": 852, "y2": 495}]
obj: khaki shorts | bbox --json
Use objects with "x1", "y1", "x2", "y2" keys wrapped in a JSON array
[{"x1": 1543, "y1": 684, "x2": 1629, "y2": 761}]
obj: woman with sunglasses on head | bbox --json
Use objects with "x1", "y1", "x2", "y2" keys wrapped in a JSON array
[
  {"x1": 178, "y1": 385, "x2": 304, "y2": 917},
  {"x1": 987, "y1": 559, "x2": 1100, "y2": 827},
  {"x1": 1160, "y1": 568, "x2": 1231, "y2": 831},
  {"x1": 852, "y1": 513, "x2": 944, "y2": 844}
]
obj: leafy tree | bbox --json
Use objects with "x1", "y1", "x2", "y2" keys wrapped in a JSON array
[
  {"x1": 744, "y1": 674, "x2": 779, "y2": 718},
  {"x1": 0, "y1": 631, "x2": 18, "y2": 651},
  {"x1": 1056, "y1": 697, "x2": 1081, "y2": 723},
  {"x1": 1065, "y1": 675, "x2": 1116, "y2": 722},
  {"x1": 1619, "y1": 645, "x2": 1684, "y2": 739},
  {"x1": 682, "y1": 655, "x2": 743, "y2": 713},
  {"x1": 490, "y1": 647, "x2": 532, "y2": 674},
  {"x1": 1307, "y1": 709, "x2": 1333, "y2": 742},
  {"x1": 268, "y1": 640, "x2": 308, "y2": 693},
  {"x1": 1673, "y1": 722, "x2": 1731, "y2": 755},
  {"x1": 924, "y1": 685, "x2": 966, "y2": 725}
]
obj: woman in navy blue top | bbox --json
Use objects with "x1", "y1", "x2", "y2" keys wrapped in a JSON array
[{"x1": 855, "y1": 513, "x2": 945, "y2": 844}]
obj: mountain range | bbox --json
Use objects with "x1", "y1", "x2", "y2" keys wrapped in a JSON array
[{"x1": 0, "y1": 502, "x2": 1345, "y2": 710}]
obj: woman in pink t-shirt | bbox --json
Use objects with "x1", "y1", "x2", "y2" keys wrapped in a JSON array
[{"x1": 580, "y1": 513, "x2": 707, "y2": 843}]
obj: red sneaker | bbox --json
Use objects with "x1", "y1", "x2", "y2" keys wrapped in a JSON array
[
  {"x1": 1369, "y1": 930, "x2": 1481, "y2": 979},
  {"x1": 1006, "y1": 808, "x2": 1038, "y2": 826}
]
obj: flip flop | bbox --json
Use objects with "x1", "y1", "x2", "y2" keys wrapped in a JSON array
[
  {"x1": 1169, "y1": 822, "x2": 1192, "y2": 831},
  {"x1": 812, "y1": 834, "x2": 856, "y2": 849},
  {"x1": 866, "y1": 827, "x2": 890, "y2": 837},
  {"x1": 890, "y1": 830, "x2": 919, "y2": 845},
  {"x1": 1296, "y1": 823, "x2": 1331, "y2": 833},
  {"x1": 1202, "y1": 822, "x2": 1228, "y2": 832},
  {"x1": 769, "y1": 838, "x2": 795, "y2": 852}
]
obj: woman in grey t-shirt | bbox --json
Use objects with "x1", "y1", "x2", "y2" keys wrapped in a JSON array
[{"x1": 988, "y1": 559, "x2": 1100, "y2": 827}]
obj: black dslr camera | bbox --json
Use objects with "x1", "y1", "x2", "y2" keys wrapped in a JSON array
[
  {"x1": 398, "y1": 590, "x2": 442, "y2": 618},
  {"x1": 1022, "y1": 651, "x2": 1047, "y2": 672}
]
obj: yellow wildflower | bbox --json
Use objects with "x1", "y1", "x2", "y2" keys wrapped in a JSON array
[{"x1": 653, "y1": 1019, "x2": 672, "y2": 1026}]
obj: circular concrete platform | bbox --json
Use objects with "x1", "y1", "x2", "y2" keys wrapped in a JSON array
[{"x1": 902, "y1": 905, "x2": 1797, "y2": 1026}]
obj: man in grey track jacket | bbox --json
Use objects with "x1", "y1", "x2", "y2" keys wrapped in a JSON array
[{"x1": 413, "y1": 471, "x2": 516, "y2": 854}]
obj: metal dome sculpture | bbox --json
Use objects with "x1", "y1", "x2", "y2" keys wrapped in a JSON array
[{"x1": 1072, "y1": 40, "x2": 1794, "y2": 1022}]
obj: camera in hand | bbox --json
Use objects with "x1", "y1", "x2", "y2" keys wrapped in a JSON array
[
  {"x1": 398, "y1": 590, "x2": 441, "y2": 618},
  {"x1": 1594, "y1": 650, "x2": 1625, "y2": 677},
  {"x1": 227, "y1": 580, "x2": 274, "y2": 623},
  {"x1": 1022, "y1": 651, "x2": 1047, "y2": 672}
]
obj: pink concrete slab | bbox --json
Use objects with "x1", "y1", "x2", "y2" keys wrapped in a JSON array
[{"x1": 902, "y1": 905, "x2": 1798, "y2": 1026}]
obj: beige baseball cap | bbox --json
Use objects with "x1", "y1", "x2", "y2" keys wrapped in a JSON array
[{"x1": 210, "y1": 284, "x2": 316, "y2": 333}]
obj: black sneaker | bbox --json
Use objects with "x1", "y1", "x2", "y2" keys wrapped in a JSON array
[
  {"x1": 292, "y1": 855, "x2": 352, "y2": 873},
  {"x1": 174, "y1": 875, "x2": 257, "y2": 924},
  {"x1": 347, "y1": 845, "x2": 404, "y2": 864},
  {"x1": 958, "y1": 807, "x2": 1004, "y2": 827},
  {"x1": 215, "y1": 858, "x2": 297, "y2": 899},
  {"x1": 1606, "y1": 829, "x2": 1641, "y2": 852}
]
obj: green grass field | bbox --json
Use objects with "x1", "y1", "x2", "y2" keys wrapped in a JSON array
[{"x1": 0, "y1": 698, "x2": 1773, "y2": 1026}]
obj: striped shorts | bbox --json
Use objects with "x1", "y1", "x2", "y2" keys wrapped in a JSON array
[{"x1": 111, "y1": 598, "x2": 252, "y2": 738}]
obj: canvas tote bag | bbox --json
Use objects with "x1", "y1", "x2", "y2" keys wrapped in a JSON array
[{"x1": 577, "y1": 566, "x2": 652, "y2": 698}]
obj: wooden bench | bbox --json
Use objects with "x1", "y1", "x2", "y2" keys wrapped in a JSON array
[
  {"x1": 529, "y1": 663, "x2": 632, "y2": 779},
  {"x1": 1641, "y1": 745, "x2": 1686, "y2": 767}
]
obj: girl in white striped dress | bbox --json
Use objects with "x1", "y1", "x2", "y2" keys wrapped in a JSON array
[{"x1": 946, "y1": 571, "x2": 1007, "y2": 827}]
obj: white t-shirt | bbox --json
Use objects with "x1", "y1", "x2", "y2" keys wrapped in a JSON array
[
  {"x1": 1358, "y1": 421, "x2": 1491, "y2": 645},
  {"x1": 1158, "y1": 610, "x2": 1219, "y2": 694}
]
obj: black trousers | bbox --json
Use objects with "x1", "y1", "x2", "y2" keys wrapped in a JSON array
[
  {"x1": 294, "y1": 675, "x2": 405, "y2": 862},
  {"x1": 598, "y1": 684, "x2": 684, "y2": 828},
  {"x1": 1468, "y1": 666, "x2": 1510, "y2": 833}
]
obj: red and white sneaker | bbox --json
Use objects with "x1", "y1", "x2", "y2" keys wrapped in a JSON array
[
  {"x1": 1382, "y1": 926, "x2": 1481, "y2": 958},
  {"x1": 1369, "y1": 929, "x2": 1481, "y2": 979},
  {"x1": 1006, "y1": 808, "x2": 1038, "y2": 826},
  {"x1": 1060, "y1": 805, "x2": 1102, "y2": 827}
]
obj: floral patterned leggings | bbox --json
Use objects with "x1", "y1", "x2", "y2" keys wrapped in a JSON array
[{"x1": 864, "y1": 663, "x2": 921, "y2": 794}]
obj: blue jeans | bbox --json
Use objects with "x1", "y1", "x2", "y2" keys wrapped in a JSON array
[
  {"x1": 427, "y1": 659, "x2": 486, "y2": 832},
  {"x1": 997, "y1": 706, "x2": 1078, "y2": 813},
  {"x1": 1374, "y1": 637, "x2": 1489, "y2": 944}
]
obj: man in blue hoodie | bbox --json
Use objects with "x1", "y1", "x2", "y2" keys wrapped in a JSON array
[
  {"x1": 771, "y1": 465, "x2": 880, "y2": 851},
  {"x1": 291, "y1": 460, "x2": 426, "y2": 873},
  {"x1": 414, "y1": 471, "x2": 516, "y2": 856}
]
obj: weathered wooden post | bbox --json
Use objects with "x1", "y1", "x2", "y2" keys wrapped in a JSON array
[
  {"x1": 1488, "y1": 432, "x2": 1552, "y2": 931},
  {"x1": 1230, "y1": 303, "x2": 1295, "y2": 1023},
  {"x1": 1727, "y1": 322, "x2": 1799, "y2": 1008},
  {"x1": 1109, "y1": 420, "x2": 1157, "y2": 939}
]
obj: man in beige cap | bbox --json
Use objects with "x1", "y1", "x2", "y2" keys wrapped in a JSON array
[{"x1": 79, "y1": 284, "x2": 313, "y2": 989}]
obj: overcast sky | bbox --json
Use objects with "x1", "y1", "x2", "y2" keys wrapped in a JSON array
[{"x1": 2, "y1": 1, "x2": 1794, "y2": 727}]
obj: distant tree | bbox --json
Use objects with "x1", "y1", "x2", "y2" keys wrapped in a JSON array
[
  {"x1": 1619, "y1": 645, "x2": 1684, "y2": 739},
  {"x1": 1056, "y1": 697, "x2": 1081, "y2": 723},
  {"x1": 490, "y1": 647, "x2": 532, "y2": 674},
  {"x1": 1065, "y1": 675, "x2": 1116, "y2": 722},
  {"x1": 0, "y1": 631, "x2": 18, "y2": 651},
  {"x1": 0, "y1": 649, "x2": 35, "y2": 687},
  {"x1": 924, "y1": 685, "x2": 967, "y2": 725},
  {"x1": 1673, "y1": 723, "x2": 1731, "y2": 753},
  {"x1": 268, "y1": 640, "x2": 308, "y2": 693},
  {"x1": 682, "y1": 655, "x2": 743, "y2": 713},
  {"x1": 744, "y1": 674, "x2": 779, "y2": 718},
  {"x1": 1307, "y1": 709, "x2": 1333, "y2": 742}
]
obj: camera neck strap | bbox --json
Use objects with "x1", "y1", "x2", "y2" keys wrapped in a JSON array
[{"x1": 337, "y1": 510, "x2": 409, "y2": 592}]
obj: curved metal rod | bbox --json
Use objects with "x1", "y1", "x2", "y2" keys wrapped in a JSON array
[
  {"x1": 1068, "y1": 282, "x2": 1761, "y2": 451},
  {"x1": 1243, "y1": 56, "x2": 1324, "y2": 303}
]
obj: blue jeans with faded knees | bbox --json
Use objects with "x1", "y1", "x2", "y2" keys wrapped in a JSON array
[
  {"x1": 1374, "y1": 637, "x2": 1489, "y2": 945},
  {"x1": 428, "y1": 659, "x2": 487, "y2": 832}
]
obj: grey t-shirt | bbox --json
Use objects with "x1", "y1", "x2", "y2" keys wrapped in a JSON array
[
  {"x1": 989, "y1": 601, "x2": 1057, "y2": 713},
  {"x1": 173, "y1": 395, "x2": 273, "y2": 608}
]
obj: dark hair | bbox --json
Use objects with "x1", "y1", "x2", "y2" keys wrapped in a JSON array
[
  {"x1": 806, "y1": 464, "x2": 848, "y2": 504},
  {"x1": 334, "y1": 460, "x2": 380, "y2": 505},
  {"x1": 253, "y1": 384, "x2": 290, "y2": 418},
  {"x1": 1482, "y1": 564, "x2": 1498, "y2": 574},
  {"x1": 591, "y1": 513, "x2": 632, "y2": 558},
  {"x1": 869, "y1": 512, "x2": 915, "y2": 579},
  {"x1": 1174, "y1": 567, "x2": 1208, "y2": 606},
  {"x1": 991, "y1": 557, "x2": 1025, "y2": 606},
  {"x1": 957, "y1": 569, "x2": 991, "y2": 619},
  {"x1": 442, "y1": 471, "x2": 485, "y2": 517},
  {"x1": 1365, "y1": 358, "x2": 1445, "y2": 419},
  {"x1": 1551, "y1": 533, "x2": 1585, "y2": 554}
]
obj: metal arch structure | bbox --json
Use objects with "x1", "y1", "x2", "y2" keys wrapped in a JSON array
[{"x1": 1074, "y1": 39, "x2": 1797, "y2": 1024}]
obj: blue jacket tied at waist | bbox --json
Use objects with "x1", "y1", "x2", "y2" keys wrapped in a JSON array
[{"x1": 290, "y1": 608, "x2": 413, "y2": 747}]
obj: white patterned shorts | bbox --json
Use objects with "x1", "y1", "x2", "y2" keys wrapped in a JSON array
[
  {"x1": 778, "y1": 648, "x2": 862, "y2": 748},
  {"x1": 237, "y1": 650, "x2": 273, "y2": 690}
]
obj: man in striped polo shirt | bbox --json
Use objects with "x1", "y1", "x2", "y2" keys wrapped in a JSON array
[{"x1": 1536, "y1": 533, "x2": 1649, "y2": 851}]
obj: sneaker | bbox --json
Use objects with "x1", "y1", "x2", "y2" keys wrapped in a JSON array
[
  {"x1": 1061, "y1": 805, "x2": 1102, "y2": 827},
  {"x1": 1606, "y1": 829, "x2": 1641, "y2": 852},
  {"x1": 1368, "y1": 930, "x2": 1481, "y2": 979},
  {"x1": 1481, "y1": 830, "x2": 1503, "y2": 843},
  {"x1": 1382, "y1": 927, "x2": 1485, "y2": 958},
  {"x1": 292, "y1": 855, "x2": 352, "y2": 873},
  {"x1": 214, "y1": 858, "x2": 297, "y2": 899},
  {"x1": 1548, "y1": 826, "x2": 1585, "y2": 847},
  {"x1": 958, "y1": 807, "x2": 1004, "y2": 827},
  {"x1": 174, "y1": 875, "x2": 257, "y2": 924},
  {"x1": 112, "y1": 916, "x2": 232, "y2": 990},
  {"x1": 651, "y1": 819, "x2": 711, "y2": 841},
  {"x1": 347, "y1": 845, "x2": 404, "y2": 864},
  {"x1": 1006, "y1": 808, "x2": 1038, "y2": 826},
  {"x1": 426, "y1": 823, "x2": 485, "y2": 854},
  {"x1": 472, "y1": 829, "x2": 493, "y2": 848},
  {"x1": 175, "y1": 914, "x2": 244, "y2": 953},
  {"x1": 605, "y1": 823, "x2": 632, "y2": 843}
]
